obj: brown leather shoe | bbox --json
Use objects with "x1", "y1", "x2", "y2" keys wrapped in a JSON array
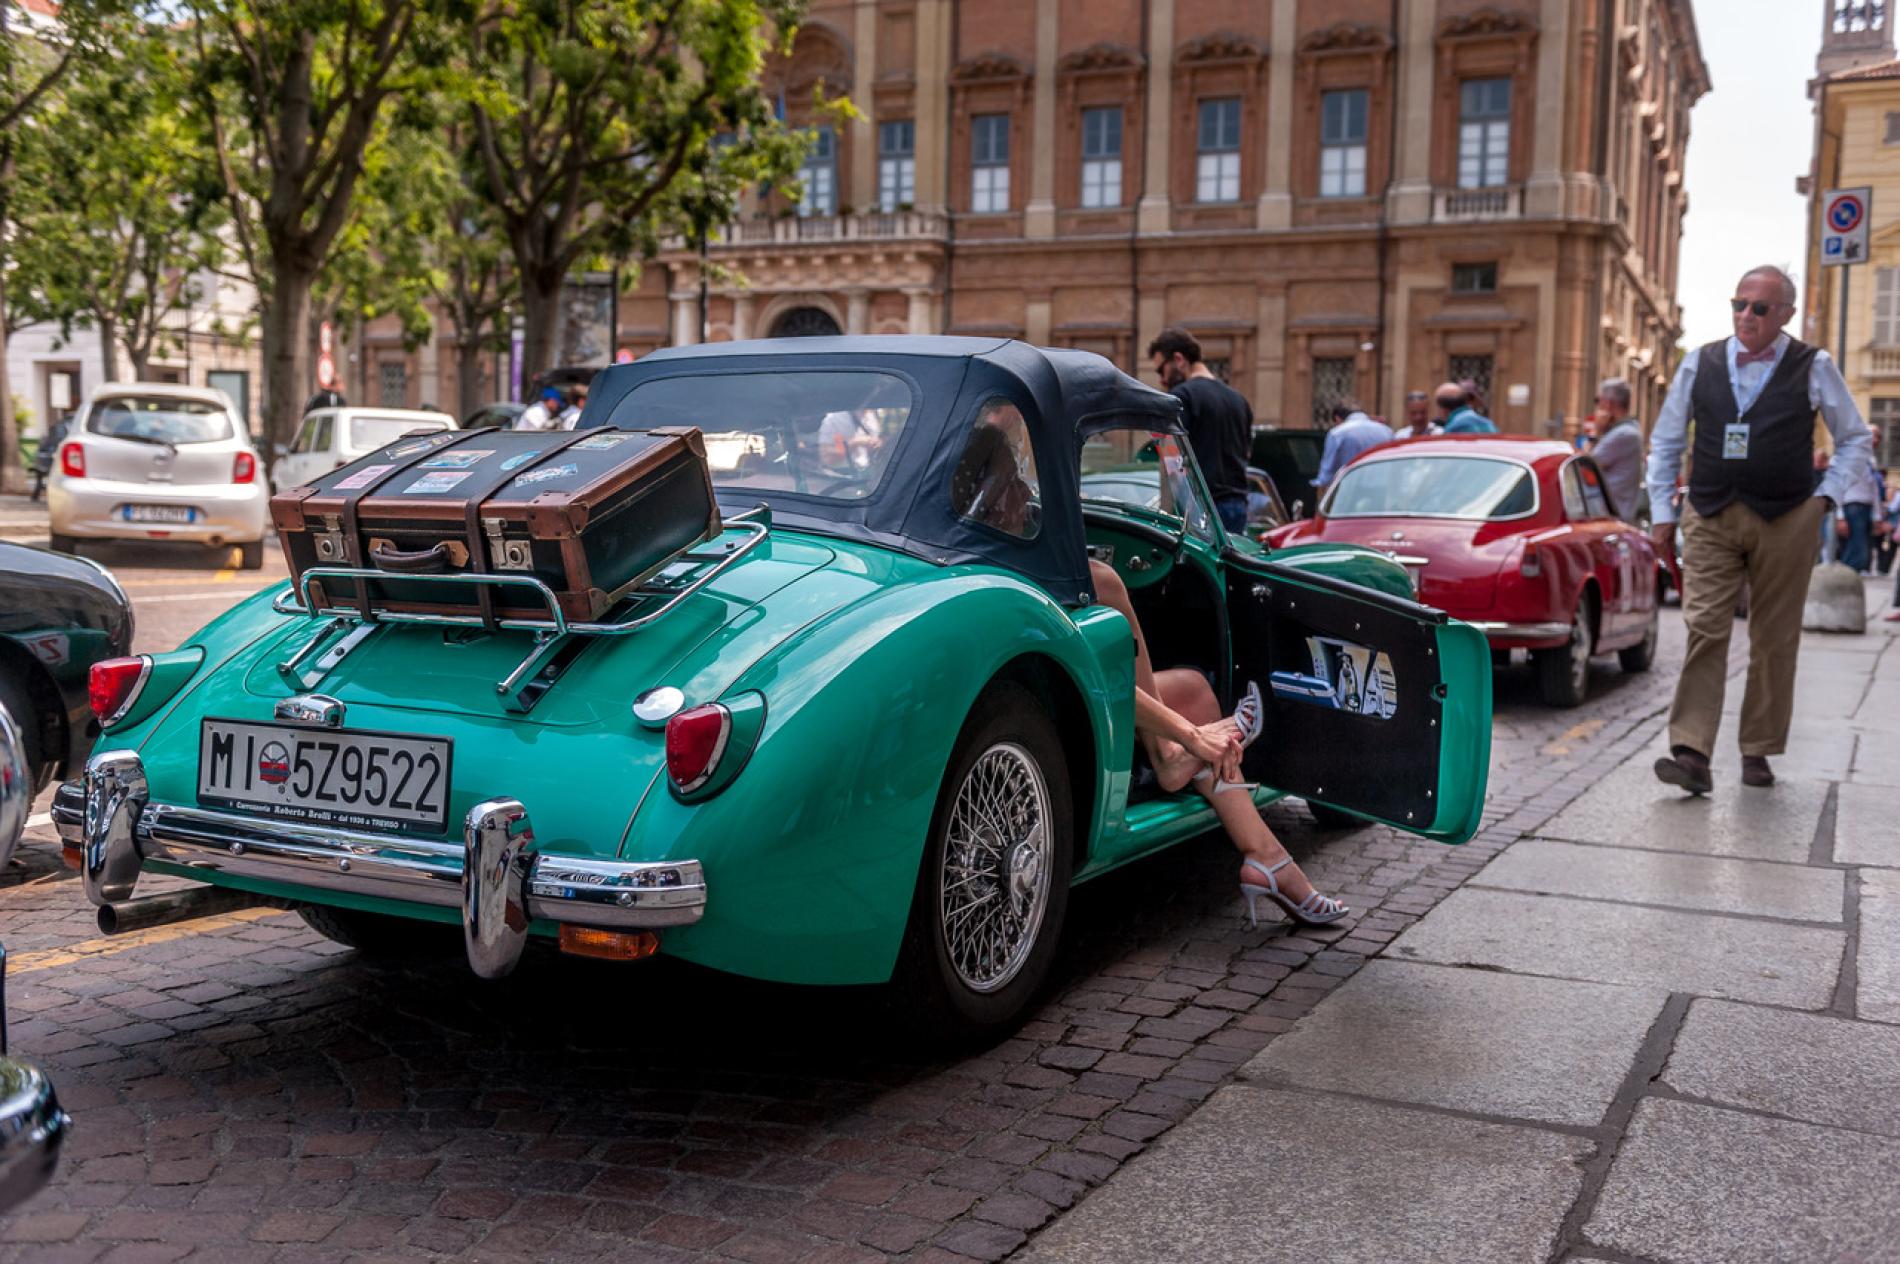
[
  {"x1": 1741, "y1": 755, "x2": 1775, "y2": 787},
  {"x1": 1654, "y1": 746, "x2": 1713, "y2": 795}
]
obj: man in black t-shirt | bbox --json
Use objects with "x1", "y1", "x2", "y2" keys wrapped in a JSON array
[{"x1": 1148, "y1": 326, "x2": 1252, "y2": 533}]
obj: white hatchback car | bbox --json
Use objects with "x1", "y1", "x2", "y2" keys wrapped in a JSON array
[
  {"x1": 47, "y1": 383, "x2": 270, "y2": 569},
  {"x1": 270, "y1": 406, "x2": 458, "y2": 492}
]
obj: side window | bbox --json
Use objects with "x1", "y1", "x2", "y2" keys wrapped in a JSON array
[
  {"x1": 1576, "y1": 460, "x2": 1613, "y2": 519},
  {"x1": 290, "y1": 417, "x2": 320, "y2": 454},
  {"x1": 1560, "y1": 463, "x2": 1587, "y2": 520},
  {"x1": 951, "y1": 398, "x2": 1041, "y2": 539},
  {"x1": 312, "y1": 415, "x2": 334, "y2": 453}
]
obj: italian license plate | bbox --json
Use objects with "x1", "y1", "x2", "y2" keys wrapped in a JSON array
[
  {"x1": 198, "y1": 719, "x2": 452, "y2": 833},
  {"x1": 122, "y1": 504, "x2": 196, "y2": 524}
]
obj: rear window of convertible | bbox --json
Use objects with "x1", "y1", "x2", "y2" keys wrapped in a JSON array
[
  {"x1": 607, "y1": 370, "x2": 913, "y2": 501},
  {"x1": 1325, "y1": 455, "x2": 1536, "y2": 520}
]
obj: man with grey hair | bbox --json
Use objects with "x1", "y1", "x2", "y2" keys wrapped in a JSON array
[
  {"x1": 1590, "y1": 376, "x2": 1646, "y2": 524},
  {"x1": 1645, "y1": 264, "x2": 1874, "y2": 793}
]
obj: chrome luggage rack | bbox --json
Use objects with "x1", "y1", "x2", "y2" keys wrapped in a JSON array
[{"x1": 271, "y1": 506, "x2": 771, "y2": 712}]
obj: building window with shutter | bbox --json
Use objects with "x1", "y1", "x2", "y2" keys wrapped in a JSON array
[
  {"x1": 1872, "y1": 398, "x2": 1900, "y2": 467},
  {"x1": 1319, "y1": 90, "x2": 1368, "y2": 198},
  {"x1": 378, "y1": 361, "x2": 407, "y2": 407},
  {"x1": 1448, "y1": 354, "x2": 1495, "y2": 407},
  {"x1": 1311, "y1": 357, "x2": 1356, "y2": 426},
  {"x1": 1452, "y1": 262, "x2": 1499, "y2": 294},
  {"x1": 1080, "y1": 107, "x2": 1122, "y2": 208},
  {"x1": 878, "y1": 121, "x2": 915, "y2": 212},
  {"x1": 798, "y1": 127, "x2": 836, "y2": 217},
  {"x1": 1885, "y1": 111, "x2": 1900, "y2": 145},
  {"x1": 1196, "y1": 98, "x2": 1241, "y2": 203},
  {"x1": 1875, "y1": 268, "x2": 1900, "y2": 345},
  {"x1": 971, "y1": 114, "x2": 1010, "y2": 213},
  {"x1": 1458, "y1": 78, "x2": 1512, "y2": 189}
]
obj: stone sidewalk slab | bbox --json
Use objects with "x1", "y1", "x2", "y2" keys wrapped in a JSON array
[
  {"x1": 1584, "y1": 1098, "x2": 1900, "y2": 1264},
  {"x1": 1860, "y1": 868, "x2": 1900, "y2": 1025},
  {"x1": 1473, "y1": 838, "x2": 1843, "y2": 923},
  {"x1": 1857, "y1": 680, "x2": 1900, "y2": 723},
  {"x1": 1018, "y1": 1086, "x2": 1589, "y2": 1264},
  {"x1": 1662, "y1": 999, "x2": 1900, "y2": 1137},
  {"x1": 1389, "y1": 889, "x2": 1844, "y2": 1008},
  {"x1": 1239, "y1": 960, "x2": 1664, "y2": 1127},
  {"x1": 1836, "y1": 783, "x2": 1900, "y2": 866},
  {"x1": 1542, "y1": 756, "x2": 1827, "y2": 863}
]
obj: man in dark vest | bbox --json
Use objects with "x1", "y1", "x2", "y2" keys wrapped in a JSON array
[{"x1": 1646, "y1": 265, "x2": 1874, "y2": 793}]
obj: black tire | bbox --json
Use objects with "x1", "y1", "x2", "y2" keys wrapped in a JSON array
[
  {"x1": 48, "y1": 533, "x2": 77, "y2": 554},
  {"x1": 236, "y1": 540, "x2": 266, "y2": 570},
  {"x1": 1307, "y1": 801, "x2": 1363, "y2": 830},
  {"x1": 1535, "y1": 594, "x2": 1594, "y2": 708},
  {"x1": 1618, "y1": 593, "x2": 1660, "y2": 674},
  {"x1": 295, "y1": 905, "x2": 457, "y2": 959},
  {"x1": 0, "y1": 669, "x2": 46, "y2": 790},
  {"x1": 888, "y1": 681, "x2": 1073, "y2": 1042}
]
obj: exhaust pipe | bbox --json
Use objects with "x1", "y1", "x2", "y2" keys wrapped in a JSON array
[{"x1": 95, "y1": 886, "x2": 277, "y2": 935}]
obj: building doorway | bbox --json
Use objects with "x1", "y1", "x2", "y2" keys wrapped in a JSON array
[{"x1": 770, "y1": 307, "x2": 842, "y2": 338}]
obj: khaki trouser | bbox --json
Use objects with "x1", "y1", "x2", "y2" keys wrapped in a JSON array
[{"x1": 1668, "y1": 496, "x2": 1826, "y2": 758}]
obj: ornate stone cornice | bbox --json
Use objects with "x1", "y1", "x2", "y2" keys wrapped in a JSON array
[
  {"x1": 950, "y1": 51, "x2": 1030, "y2": 83},
  {"x1": 1438, "y1": 8, "x2": 1536, "y2": 41},
  {"x1": 1176, "y1": 31, "x2": 1265, "y2": 65},
  {"x1": 1297, "y1": 22, "x2": 1392, "y2": 56},
  {"x1": 1058, "y1": 41, "x2": 1145, "y2": 75}
]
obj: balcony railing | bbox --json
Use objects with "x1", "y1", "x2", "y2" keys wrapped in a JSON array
[
  {"x1": 663, "y1": 210, "x2": 950, "y2": 252},
  {"x1": 1868, "y1": 347, "x2": 1900, "y2": 377},
  {"x1": 1433, "y1": 185, "x2": 1524, "y2": 223}
]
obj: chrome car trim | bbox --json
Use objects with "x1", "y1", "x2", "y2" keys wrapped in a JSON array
[
  {"x1": 1468, "y1": 620, "x2": 1573, "y2": 641},
  {"x1": 0, "y1": 1055, "x2": 70, "y2": 1213},
  {"x1": 273, "y1": 693, "x2": 345, "y2": 728},
  {"x1": 1319, "y1": 453, "x2": 1542, "y2": 523},
  {"x1": 50, "y1": 780, "x2": 85, "y2": 845},
  {"x1": 82, "y1": 751, "x2": 148, "y2": 905},
  {"x1": 277, "y1": 619, "x2": 380, "y2": 692},
  {"x1": 464, "y1": 798, "x2": 535, "y2": 979}
]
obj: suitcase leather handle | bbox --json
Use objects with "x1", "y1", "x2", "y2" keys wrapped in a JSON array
[{"x1": 369, "y1": 540, "x2": 469, "y2": 573}]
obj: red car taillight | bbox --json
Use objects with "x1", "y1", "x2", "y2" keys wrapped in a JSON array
[
  {"x1": 665, "y1": 703, "x2": 732, "y2": 793},
  {"x1": 1520, "y1": 545, "x2": 1542, "y2": 578},
  {"x1": 232, "y1": 451, "x2": 256, "y2": 483},
  {"x1": 59, "y1": 442, "x2": 85, "y2": 478},
  {"x1": 89, "y1": 656, "x2": 151, "y2": 725}
]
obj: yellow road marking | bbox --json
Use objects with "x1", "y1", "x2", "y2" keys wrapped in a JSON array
[
  {"x1": 7, "y1": 906, "x2": 292, "y2": 975},
  {"x1": 1543, "y1": 717, "x2": 1606, "y2": 756},
  {"x1": 213, "y1": 566, "x2": 237, "y2": 581}
]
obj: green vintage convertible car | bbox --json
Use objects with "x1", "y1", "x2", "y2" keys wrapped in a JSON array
[{"x1": 61, "y1": 339, "x2": 1490, "y2": 1034}]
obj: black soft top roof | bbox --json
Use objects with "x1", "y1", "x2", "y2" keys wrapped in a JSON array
[{"x1": 584, "y1": 337, "x2": 1184, "y2": 605}]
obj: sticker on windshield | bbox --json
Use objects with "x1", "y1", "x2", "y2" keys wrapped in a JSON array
[
  {"x1": 511, "y1": 462, "x2": 578, "y2": 487},
  {"x1": 574, "y1": 433, "x2": 632, "y2": 450},
  {"x1": 1269, "y1": 636, "x2": 1398, "y2": 720},
  {"x1": 499, "y1": 449, "x2": 542, "y2": 471},
  {"x1": 334, "y1": 464, "x2": 394, "y2": 490},
  {"x1": 419, "y1": 449, "x2": 495, "y2": 470},
  {"x1": 402, "y1": 470, "x2": 473, "y2": 494}
]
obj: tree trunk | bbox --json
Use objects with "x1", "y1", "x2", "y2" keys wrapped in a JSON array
[
  {"x1": 517, "y1": 268, "x2": 562, "y2": 389},
  {"x1": 0, "y1": 269, "x2": 20, "y2": 495},
  {"x1": 455, "y1": 323, "x2": 487, "y2": 418},
  {"x1": 259, "y1": 264, "x2": 315, "y2": 457},
  {"x1": 97, "y1": 315, "x2": 118, "y2": 384},
  {"x1": 126, "y1": 333, "x2": 151, "y2": 380}
]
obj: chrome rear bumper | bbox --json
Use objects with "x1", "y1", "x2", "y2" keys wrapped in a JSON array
[
  {"x1": 1467, "y1": 620, "x2": 1573, "y2": 645},
  {"x1": 73, "y1": 751, "x2": 705, "y2": 978}
]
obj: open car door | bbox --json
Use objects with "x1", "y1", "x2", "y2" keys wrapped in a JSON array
[{"x1": 1226, "y1": 552, "x2": 1491, "y2": 844}]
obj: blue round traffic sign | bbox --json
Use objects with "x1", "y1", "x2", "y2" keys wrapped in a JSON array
[{"x1": 1829, "y1": 194, "x2": 1865, "y2": 233}]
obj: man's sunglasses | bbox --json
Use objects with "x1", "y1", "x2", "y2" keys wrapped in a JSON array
[{"x1": 1730, "y1": 299, "x2": 1785, "y2": 316}]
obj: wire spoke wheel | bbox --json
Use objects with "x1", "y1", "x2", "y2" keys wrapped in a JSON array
[{"x1": 938, "y1": 741, "x2": 1052, "y2": 994}]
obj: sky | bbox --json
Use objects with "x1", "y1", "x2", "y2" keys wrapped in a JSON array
[{"x1": 1676, "y1": 0, "x2": 1824, "y2": 349}]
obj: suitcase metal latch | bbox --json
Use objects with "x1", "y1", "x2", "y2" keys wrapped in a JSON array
[
  {"x1": 483, "y1": 518, "x2": 533, "y2": 571},
  {"x1": 314, "y1": 514, "x2": 348, "y2": 564}
]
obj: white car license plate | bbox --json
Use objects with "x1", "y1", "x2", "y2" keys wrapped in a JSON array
[
  {"x1": 122, "y1": 504, "x2": 197, "y2": 524},
  {"x1": 198, "y1": 719, "x2": 452, "y2": 833}
]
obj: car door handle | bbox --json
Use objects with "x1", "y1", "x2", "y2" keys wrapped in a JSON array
[{"x1": 1128, "y1": 554, "x2": 1151, "y2": 573}]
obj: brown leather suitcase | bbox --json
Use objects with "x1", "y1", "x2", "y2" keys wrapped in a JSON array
[{"x1": 271, "y1": 425, "x2": 721, "y2": 626}]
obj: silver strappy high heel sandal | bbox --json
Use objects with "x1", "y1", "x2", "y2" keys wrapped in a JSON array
[
  {"x1": 1240, "y1": 857, "x2": 1349, "y2": 928},
  {"x1": 1191, "y1": 681, "x2": 1268, "y2": 796}
]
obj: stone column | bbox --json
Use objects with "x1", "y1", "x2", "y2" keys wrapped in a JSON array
[
  {"x1": 1387, "y1": 0, "x2": 1438, "y2": 226},
  {"x1": 852, "y1": 0, "x2": 877, "y2": 213},
  {"x1": 1525, "y1": 0, "x2": 1572, "y2": 217},
  {"x1": 732, "y1": 292, "x2": 757, "y2": 342},
  {"x1": 418, "y1": 322, "x2": 441, "y2": 410},
  {"x1": 846, "y1": 288, "x2": 871, "y2": 334},
  {"x1": 672, "y1": 295, "x2": 699, "y2": 346},
  {"x1": 907, "y1": 288, "x2": 934, "y2": 334},
  {"x1": 1256, "y1": 0, "x2": 1296, "y2": 230},
  {"x1": 915, "y1": 0, "x2": 951, "y2": 212},
  {"x1": 1137, "y1": 0, "x2": 1174, "y2": 234},
  {"x1": 1024, "y1": 296, "x2": 1052, "y2": 346},
  {"x1": 1024, "y1": 0, "x2": 1059, "y2": 238}
]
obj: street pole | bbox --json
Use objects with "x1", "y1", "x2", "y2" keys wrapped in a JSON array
[{"x1": 1839, "y1": 264, "x2": 1851, "y2": 369}]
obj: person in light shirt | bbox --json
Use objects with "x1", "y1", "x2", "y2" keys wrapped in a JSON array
[
  {"x1": 1311, "y1": 402, "x2": 1393, "y2": 497},
  {"x1": 1645, "y1": 264, "x2": 1874, "y2": 793},
  {"x1": 1588, "y1": 377, "x2": 1647, "y2": 525}
]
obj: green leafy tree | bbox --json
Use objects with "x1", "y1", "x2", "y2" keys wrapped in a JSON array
[
  {"x1": 460, "y1": 0, "x2": 812, "y2": 382},
  {"x1": 188, "y1": 0, "x2": 441, "y2": 452},
  {"x1": 11, "y1": 25, "x2": 226, "y2": 384},
  {"x1": 0, "y1": 0, "x2": 134, "y2": 492}
]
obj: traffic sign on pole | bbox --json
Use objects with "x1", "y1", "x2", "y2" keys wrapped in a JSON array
[{"x1": 1821, "y1": 187, "x2": 1871, "y2": 266}]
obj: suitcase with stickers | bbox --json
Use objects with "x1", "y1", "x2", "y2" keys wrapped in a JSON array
[{"x1": 270, "y1": 425, "x2": 721, "y2": 626}]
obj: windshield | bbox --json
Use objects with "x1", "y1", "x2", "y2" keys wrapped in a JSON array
[
  {"x1": 87, "y1": 396, "x2": 232, "y2": 444},
  {"x1": 1325, "y1": 455, "x2": 1536, "y2": 520},
  {"x1": 1079, "y1": 430, "x2": 1214, "y2": 540},
  {"x1": 351, "y1": 415, "x2": 450, "y2": 449},
  {"x1": 608, "y1": 370, "x2": 913, "y2": 501}
]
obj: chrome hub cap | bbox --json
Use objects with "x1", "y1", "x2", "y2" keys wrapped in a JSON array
[{"x1": 940, "y1": 742, "x2": 1052, "y2": 994}]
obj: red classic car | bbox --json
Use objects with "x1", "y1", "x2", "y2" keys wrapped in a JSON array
[{"x1": 1264, "y1": 436, "x2": 1663, "y2": 706}]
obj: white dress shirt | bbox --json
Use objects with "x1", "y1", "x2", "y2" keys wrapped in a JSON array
[
  {"x1": 1314, "y1": 413, "x2": 1395, "y2": 488},
  {"x1": 1645, "y1": 333, "x2": 1875, "y2": 524}
]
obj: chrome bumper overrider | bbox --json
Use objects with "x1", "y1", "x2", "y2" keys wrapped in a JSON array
[
  {"x1": 75, "y1": 751, "x2": 705, "y2": 978},
  {"x1": 1467, "y1": 620, "x2": 1573, "y2": 643}
]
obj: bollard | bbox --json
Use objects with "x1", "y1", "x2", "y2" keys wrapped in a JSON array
[{"x1": 1802, "y1": 562, "x2": 1866, "y2": 633}]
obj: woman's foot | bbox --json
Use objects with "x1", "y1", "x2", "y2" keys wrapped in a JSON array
[{"x1": 1239, "y1": 854, "x2": 1348, "y2": 928}]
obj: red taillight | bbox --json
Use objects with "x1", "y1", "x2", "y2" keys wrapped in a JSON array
[
  {"x1": 232, "y1": 451, "x2": 256, "y2": 483},
  {"x1": 665, "y1": 703, "x2": 731, "y2": 792},
  {"x1": 89, "y1": 656, "x2": 150, "y2": 725},
  {"x1": 59, "y1": 442, "x2": 85, "y2": 478}
]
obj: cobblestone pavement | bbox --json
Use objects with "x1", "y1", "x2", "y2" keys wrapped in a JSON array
[{"x1": 0, "y1": 596, "x2": 1725, "y2": 1263}]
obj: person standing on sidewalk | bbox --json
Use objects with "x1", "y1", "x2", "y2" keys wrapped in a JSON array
[
  {"x1": 1840, "y1": 459, "x2": 1882, "y2": 573},
  {"x1": 1148, "y1": 327, "x2": 1253, "y2": 534},
  {"x1": 1312, "y1": 401, "x2": 1394, "y2": 497},
  {"x1": 1590, "y1": 377, "x2": 1648, "y2": 525},
  {"x1": 1647, "y1": 265, "x2": 1874, "y2": 792}
]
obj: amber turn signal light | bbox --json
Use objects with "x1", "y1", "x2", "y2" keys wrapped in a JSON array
[
  {"x1": 62, "y1": 843, "x2": 82, "y2": 871},
  {"x1": 557, "y1": 925, "x2": 660, "y2": 962}
]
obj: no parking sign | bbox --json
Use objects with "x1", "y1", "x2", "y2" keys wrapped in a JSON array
[{"x1": 1822, "y1": 187, "x2": 1871, "y2": 266}]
